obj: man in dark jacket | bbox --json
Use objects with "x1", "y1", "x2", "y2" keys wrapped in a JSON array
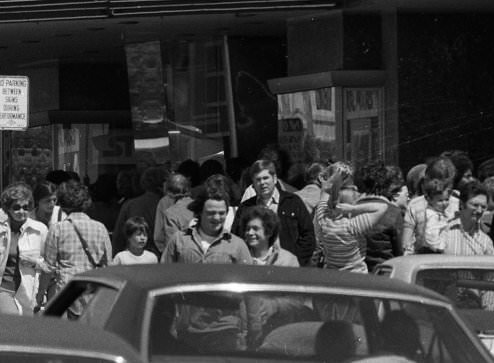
[{"x1": 232, "y1": 160, "x2": 315, "y2": 266}]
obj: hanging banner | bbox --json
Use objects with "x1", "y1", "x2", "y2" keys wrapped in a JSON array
[{"x1": 0, "y1": 76, "x2": 29, "y2": 130}]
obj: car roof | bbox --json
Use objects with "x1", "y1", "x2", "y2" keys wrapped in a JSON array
[
  {"x1": 0, "y1": 315, "x2": 141, "y2": 361},
  {"x1": 380, "y1": 255, "x2": 494, "y2": 270},
  {"x1": 75, "y1": 264, "x2": 450, "y2": 304}
]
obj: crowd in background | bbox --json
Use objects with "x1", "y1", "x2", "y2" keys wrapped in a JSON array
[{"x1": 1, "y1": 145, "x2": 494, "y2": 316}]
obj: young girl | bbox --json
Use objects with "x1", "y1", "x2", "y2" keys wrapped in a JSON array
[{"x1": 113, "y1": 217, "x2": 158, "y2": 265}]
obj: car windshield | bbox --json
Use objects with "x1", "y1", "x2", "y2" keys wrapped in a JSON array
[{"x1": 148, "y1": 289, "x2": 487, "y2": 363}]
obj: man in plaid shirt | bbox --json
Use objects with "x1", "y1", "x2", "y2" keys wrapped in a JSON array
[{"x1": 40, "y1": 180, "x2": 112, "y2": 318}]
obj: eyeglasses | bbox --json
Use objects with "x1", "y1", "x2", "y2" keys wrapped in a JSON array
[{"x1": 11, "y1": 204, "x2": 30, "y2": 211}]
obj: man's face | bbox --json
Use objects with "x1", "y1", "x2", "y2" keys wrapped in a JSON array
[
  {"x1": 253, "y1": 169, "x2": 277, "y2": 200},
  {"x1": 199, "y1": 199, "x2": 227, "y2": 236}
]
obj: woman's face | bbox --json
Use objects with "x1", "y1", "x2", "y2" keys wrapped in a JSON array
[
  {"x1": 7, "y1": 199, "x2": 31, "y2": 224},
  {"x1": 38, "y1": 194, "x2": 57, "y2": 215},
  {"x1": 244, "y1": 217, "x2": 269, "y2": 251},
  {"x1": 462, "y1": 193, "x2": 488, "y2": 223}
]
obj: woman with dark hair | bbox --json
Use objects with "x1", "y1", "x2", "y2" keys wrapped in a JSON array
[
  {"x1": 0, "y1": 182, "x2": 48, "y2": 315},
  {"x1": 41, "y1": 180, "x2": 112, "y2": 319},
  {"x1": 31, "y1": 180, "x2": 66, "y2": 227},
  {"x1": 240, "y1": 206, "x2": 298, "y2": 266}
]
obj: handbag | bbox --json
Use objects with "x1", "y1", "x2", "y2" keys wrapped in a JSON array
[{"x1": 68, "y1": 219, "x2": 108, "y2": 268}]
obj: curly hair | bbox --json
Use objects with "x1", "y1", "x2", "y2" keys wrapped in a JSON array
[
  {"x1": 355, "y1": 161, "x2": 404, "y2": 200},
  {"x1": 188, "y1": 185, "x2": 230, "y2": 221},
  {"x1": 239, "y1": 206, "x2": 280, "y2": 247},
  {"x1": 57, "y1": 180, "x2": 91, "y2": 213},
  {"x1": 0, "y1": 182, "x2": 33, "y2": 210}
]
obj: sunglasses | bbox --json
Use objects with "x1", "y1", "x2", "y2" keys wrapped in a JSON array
[{"x1": 11, "y1": 204, "x2": 30, "y2": 211}]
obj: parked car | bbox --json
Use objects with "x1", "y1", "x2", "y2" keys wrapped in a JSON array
[
  {"x1": 0, "y1": 314, "x2": 141, "y2": 362},
  {"x1": 375, "y1": 255, "x2": 494, "y2": 355},
  {"x1": 44, "y1": 264, "x2": 492, "y2": 363}
]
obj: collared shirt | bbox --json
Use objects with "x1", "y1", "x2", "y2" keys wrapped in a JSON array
[
  {"x1": 256, "y1": 187, "x2": 280, "y2": 214},
  {"x1": 44, "y1": 212, "x2": 112, "y2": 293},
  {"x1": 314, "y1": 201, "x2": 373, "y2": 273},
  {"x1": 441, "y1": 217, "x2": 494, "y2": 256},
  {"x1": 161, "y1": 226, "x2": 252, "y2": 265}
]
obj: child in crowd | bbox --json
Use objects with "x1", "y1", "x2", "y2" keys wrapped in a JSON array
[
  {"x1": 113, "y1": 216, "x2": 158, "y2": 265},
  {"x1": 420, "y1": 178, "x2": 451, "y2": 253}
]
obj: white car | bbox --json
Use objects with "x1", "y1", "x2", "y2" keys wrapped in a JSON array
[{"x1": 375, "y1": 255, "x2": 494, "y2": 355}]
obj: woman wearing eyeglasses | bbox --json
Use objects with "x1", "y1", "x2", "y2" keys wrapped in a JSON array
[{"x1": 0, "y1": 182, "x2": 48, "y2": 315}]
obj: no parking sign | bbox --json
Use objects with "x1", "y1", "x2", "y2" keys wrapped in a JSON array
[{"x1": 0, "y1": 76, "x2": 29, "y2": 130}]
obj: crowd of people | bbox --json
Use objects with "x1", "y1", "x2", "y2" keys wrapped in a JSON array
[{"x1": 0, "y1": 146, "x2": 493, "y2": 317}]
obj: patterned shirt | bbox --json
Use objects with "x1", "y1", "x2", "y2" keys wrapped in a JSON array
[
  {"x1": 314, "y1": 201, "x2": 373, "y2": 273},
  {"x1": 441, "y1": 217, "x2": 494, "y2": 256},
  {"x1": 161, "y1": 227, "x2": 252, "y2": 265},
  {"x1": 44, "y1": 212, "x2": 112, "y2": 293}
]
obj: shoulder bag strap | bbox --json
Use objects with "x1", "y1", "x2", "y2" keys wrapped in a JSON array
[{"x1": 67, "y1": 219, "x2": 99, "y2": 268}]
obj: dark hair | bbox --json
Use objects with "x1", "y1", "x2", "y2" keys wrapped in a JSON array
[
  {"x1": 45, "y1": 170, "x2": 72, "y2": 186},
  {"x1": 33, "y1": 181, "x2": 57, "y2": 205},
  {"x1": 140, "y1": 166, "x2": 169, "y2": 194},
  {"x1": 355, "y1": 161, "x2": 404, "y2": 200},
  {"x1": 458, "y1": 179, "x2": 488, "y2": 204},
  {"x1": 440, "y1": 150, "x2": 474, "y2": 189},
  {"x1": 124, "y1": 216, "x2": 149, "y2": 240},
  {"x1": 57, "y1": 180, "x2": 91, "y2": 213},
  {"x1": 89, "y1": 173, "x2": 118, "y2": 203},
  {"x1": 1, "y1": 182, "x2": 33, "y2": 210},
  {"x1": 188, "y1": 184, "x2": 230, "y2": 220},
  {"x1": 239, "y1": 206, "x2": 280, "y2": 247},
  {"x1": 199, "y1": 159, "x2": 224, "y2": 183},
  {"x1": 423, "y1": 178, "x2": 451, "y2": 199},
  {"x1": 249, "y1": 159, "x2": 277, "y2": 180},
  {"x1": 176, "y1": 159, "x2": 200, "y2": 188}
]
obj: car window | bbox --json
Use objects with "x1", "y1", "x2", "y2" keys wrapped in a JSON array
[
  {"x1": 147, "y1": 290, "x2": 486, "y2": 363},
  {"x1": 375, "y1": 265, "x2": 393, "y2": 277},
  {"x1": 0, "y1": 352, "x2": 122, "y2": 363},
  {"x1": 415, "y1": 269, "x2": 494, "y2": 311},
  {"x1": 45, "y1": 282, "x2": 119, "y2": 327}
]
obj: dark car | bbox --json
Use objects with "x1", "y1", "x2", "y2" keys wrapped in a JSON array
[
  {"x1": 44, "y1": 264, "x2": 493, "y2": 363},
  {"x1": 0, "y1": 314, "x2": 141, "y2": 363}
]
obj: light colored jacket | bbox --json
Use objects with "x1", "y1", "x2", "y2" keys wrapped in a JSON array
[{"x1": 0, "y1": 217, "x2": 48, "y2": 314}]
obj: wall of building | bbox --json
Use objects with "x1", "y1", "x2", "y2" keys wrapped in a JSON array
[{"x1": 397, "y1": 13, "x2": 494, "y2": 172}]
